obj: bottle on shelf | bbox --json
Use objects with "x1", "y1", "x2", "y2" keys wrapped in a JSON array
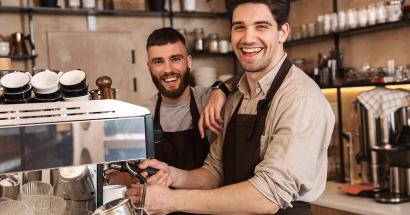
[
  {"x1": 193, "y1": 28, "x2": 206, "y2": 53},
  {"x1": 208, "y1": 33, "x2": 220, "y2": 53},
  {"x1": 66, "y1": 0, "x2": 81, "y2": 9},
  {"x1": 82, "y1": 0, "x2": 96, "y2": 9},
  {"x1": 176, "y1": 28, "x2": 191, "y2": 53}
]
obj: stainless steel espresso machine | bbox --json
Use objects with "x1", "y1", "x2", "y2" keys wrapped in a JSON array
[
  {"x1": 356, "y1": 87, "x2": 410, "y2": 203},
  {"x1": 0, "y1": 100, "x2": 156, "y2": 213}
]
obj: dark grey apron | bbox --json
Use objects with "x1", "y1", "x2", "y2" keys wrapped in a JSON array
[{"x1": 223, "y1": 57, "x2": 311, "y2": 214}]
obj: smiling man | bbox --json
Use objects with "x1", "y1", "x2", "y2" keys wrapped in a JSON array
[
  {"x1": 142, "y1": 27, "x2": 219, "y2": 172},
  {"x1": 127, "y1": 1, "x2": 335, "y2": 214}
]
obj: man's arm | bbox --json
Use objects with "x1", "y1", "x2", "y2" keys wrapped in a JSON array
[
  {"x1": 199, "y1": 75, "x2": 241, "y2": 138},
  {"x1": 143, "y1": 181, "x2": 279, "y2": 215}
]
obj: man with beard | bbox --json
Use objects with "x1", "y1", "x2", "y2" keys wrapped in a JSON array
[
  {"x1": 127, "y1": 1, "x2": 335, "y2": 214},
  {"x1": 106, "y1": 27, "x2": 235, "y2": 189},
  {"x1": 141, "y1": 27, "x2": 222, "y2": 172}
]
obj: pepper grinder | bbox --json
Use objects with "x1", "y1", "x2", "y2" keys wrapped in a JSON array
[{"x1": 96, "y1": 76, "x2": 113, "y2": 99}]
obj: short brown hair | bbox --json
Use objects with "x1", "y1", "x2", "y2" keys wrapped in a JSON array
[
  {"x1": 225, "y1": 0, "x2": 290, "y2": 30},
  {"x1": 146, "y1": 27, "x2": 187, "y2": 51}
]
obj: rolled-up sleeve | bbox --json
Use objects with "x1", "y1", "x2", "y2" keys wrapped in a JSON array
[{"x1": 249, "y1": 93, "x2": 334, "y2": 209}]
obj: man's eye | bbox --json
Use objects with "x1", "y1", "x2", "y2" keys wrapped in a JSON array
[
  {"x1": 233, "y1": 26, "x2": 244, "y2": 30},
  {"x1": 153, "y1": 60, "x2": 163, "y2": 64},
  {"x1": 257, "y1": 25, "x2": 268, "y2": 29},
  {"x1": 173, "y1": 58, "x2": 181, "y2": 62}
]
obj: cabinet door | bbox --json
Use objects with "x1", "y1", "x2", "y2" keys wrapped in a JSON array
[{"x1": 47, "y1": 32, "x2": 139, "y2": 104}]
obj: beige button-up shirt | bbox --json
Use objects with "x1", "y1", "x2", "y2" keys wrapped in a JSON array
[{"x1": 203, "y1": 54, "x2": 335, "y2": 209}]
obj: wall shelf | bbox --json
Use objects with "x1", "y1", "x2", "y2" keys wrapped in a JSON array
[
  {"x1": 190, "y1": 51, "x2": 234, "y2": 57},
  {"x1": 285, "y1": 18, "x2": 410, "y2": 47},
  {"x1": 4, "y1": 54, "x2": 38, "y2": 60},
  {"x1": 321, "y1": 80, "x2": 410, "y2": 89},
  {"x1": 0, "y1": 6, "x2": 169, "y2": 17},
  {"x1": 173, "y1": 11, "x2": 228, "y2": 18}
]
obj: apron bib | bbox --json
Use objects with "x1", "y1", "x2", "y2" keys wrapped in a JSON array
[{"x1": 223, "y1": 57, "x2": 311, "y2": 214}]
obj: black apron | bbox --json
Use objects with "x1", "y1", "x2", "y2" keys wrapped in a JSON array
[
  {"x1": 154, "y1": 88, "x2": 210, "y2": 170},
  {"x1": 223, "y1": 57, "x2": 311, "y2": 215}
]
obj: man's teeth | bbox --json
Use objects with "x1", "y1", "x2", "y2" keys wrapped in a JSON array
[
  {"x1": 242, "y1": 48, "x2": 261, "y2": 53},
  {"x1": 164, "y1": 77, "x2": 178, "y2": 82}
]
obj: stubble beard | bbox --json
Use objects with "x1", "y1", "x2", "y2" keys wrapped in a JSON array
[{"x1": 151, "y1": 67, "x2": 190, "y2": 99}]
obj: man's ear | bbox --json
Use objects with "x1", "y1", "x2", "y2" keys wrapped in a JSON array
[
  {"x1": 279, "y1": 23, "x2": 289, "y2": 44},
  {"x1": 147, "y1": 61, "x2": 151, "y2": 73},
  {"x1": 187, "y1": 55, "x2": 192, "y2": 69}
]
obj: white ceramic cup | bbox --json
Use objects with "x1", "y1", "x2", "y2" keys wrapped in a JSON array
[
  {"x1": 0, "y1": 72, "x2": 32, "y2": 92},
  {"x1": 59, "y1": 69, "x2": 87, "y2": 90},
  {"x1": 385, "y1": 4, "x2": 403, "y2": 22},
  {"x1": 219, "y1": 40, "x2": 229, "y2": 53},
  {"x1": 102, "y1": 185, "x2": 127, "y2": 205},
  {"x1": 0, "y1": 42, "x2": 10, "y2": 56},
  {"x1": 183, "y1": 0, "x2": 196, "y2": 12},
  {"x1": 63, "y1": 94, "x2": 90, "y2": 101},
  {"x1": 31, "y1": 70, "x2": 63, "y2": 94}
]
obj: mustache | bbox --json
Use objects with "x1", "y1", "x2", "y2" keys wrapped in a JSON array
[{"x1": 160, "y1": 72, "x2": 180, "y2": 79}]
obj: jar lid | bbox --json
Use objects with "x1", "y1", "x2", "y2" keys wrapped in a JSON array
[
  {"x1": 176, "y1": 28, "x2": 187, "y2": 34},
  {"x1": 208, "y1": 33, "x2": 219, "y2": 39},
  {"x1": 194, "y1": 28, "x2": 204, "y2": 33}
]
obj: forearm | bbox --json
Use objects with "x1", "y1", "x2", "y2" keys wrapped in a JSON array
[
  {"x1": 172, "y1": 181, "x2": 279, "y2": 214},
  {"x1": 171, "y1": 167, "x2": 219, "y2": 190}
]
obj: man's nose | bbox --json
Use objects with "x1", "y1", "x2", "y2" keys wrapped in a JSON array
[
  {"x1": 242, "y1": 28, "x2": 256, "y2": 44},
  {"x1": 164, "y1": 60, "x2": 173, "y2": 73}
]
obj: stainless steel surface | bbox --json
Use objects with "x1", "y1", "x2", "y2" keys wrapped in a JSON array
[
  {"x1": 23, "y1": 170, "x2": 42, "y2": 184},
  {"x1": 93, "y1": 198, "x2": 137, "y2": 215},
  {"x1": 0, "y1": 100, "x2": 153, "y2": 174},
  {"x1": 0, "y1": 174, "x2": 21, "y2": 200},
  {"x1": 375, "y1": 192, "x2": 410, "y2": 203},
  {"x1": 59, "y1": 165, "x2": 96, "y2": 201},
  {"x1": 390, "y1": 166, "x2": 408, "y2": 194}
]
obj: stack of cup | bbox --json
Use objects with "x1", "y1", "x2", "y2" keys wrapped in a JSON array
[
  {"x1": 31, "y1": 69, "x2": 63, "y2": 103},
  {"x1": 193, "y1": 67, "x2": 217, "y2": 87},
  {"x1": 59, "y1": 69, "x2": 90, "y2": 101},
  {"x1": 0, "y1": 71, "x2": 34, "y2": 104}
]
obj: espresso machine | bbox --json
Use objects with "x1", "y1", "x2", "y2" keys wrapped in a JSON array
[
  {"x1": 356, "y1": 87, "x2": 410, "y2": 203},
  {"x1": 0, "y1": 99, "x2": 156, "y2": 213}
]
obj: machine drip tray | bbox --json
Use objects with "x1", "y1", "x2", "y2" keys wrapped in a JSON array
[{"x1": 375, "y1": 192, "x2": 410, "y2": 203}]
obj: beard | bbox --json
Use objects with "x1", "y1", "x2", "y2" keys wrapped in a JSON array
[
  {"x1": 151, "y1": 67, "x2": 190, "y2": 99},
  {"x1": 239, "y1": 58, "x2": 271, "y2": 73}
]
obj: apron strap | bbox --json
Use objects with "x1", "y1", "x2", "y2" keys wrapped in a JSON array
[{"x1": 248, "y1": 57, "x2": 293, "y2": 139}]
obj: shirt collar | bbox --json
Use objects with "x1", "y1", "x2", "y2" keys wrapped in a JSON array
[{"x1": 237, "y1": 53, "x2": 288, "y2": 98}]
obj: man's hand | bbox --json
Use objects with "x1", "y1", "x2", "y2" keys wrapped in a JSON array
[
  {"x1": 138, "y1": 159, "x2": 173, "y2": 187},
  {"x1": 126, "y1": 183, "x2": 176, "y2": 215},
  {"x1": 199, "y1": 89, "x2": 226, "y2": 138}
]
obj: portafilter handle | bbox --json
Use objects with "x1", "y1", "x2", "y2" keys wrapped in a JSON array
[
  {"x1": 109, "y1": 161, "x2": 159, "y2": 178},
  {"x1": 96, "y1": 76, "x2": 113, "y2": 99}
]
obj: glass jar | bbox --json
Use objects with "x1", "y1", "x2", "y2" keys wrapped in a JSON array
[
  {"x1": 193, "y1": 28, "x2": 205, "y2": 53},
  {"x1": 208, "y1": 33, "x2": 219, "y2": 53},
  {"x1": 176, "y1": 28, "x2": 191, "y2": 53}
]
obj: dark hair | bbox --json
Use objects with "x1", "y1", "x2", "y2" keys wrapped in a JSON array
[
  {"x1": 146, "y1": 27, "x2": 187, "y2": 51},
  {"x1": 225, "y1": 0, "x2": 290, "y2": 30}
]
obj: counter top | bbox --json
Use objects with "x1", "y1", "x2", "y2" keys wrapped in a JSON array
[{"x1": 311, "y1": 181, "x2": 410, "y2": 215}]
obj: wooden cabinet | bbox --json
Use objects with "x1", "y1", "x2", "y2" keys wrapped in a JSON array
[{"x1": 311, "y1": 205, "x2": 359, "y2": 215}]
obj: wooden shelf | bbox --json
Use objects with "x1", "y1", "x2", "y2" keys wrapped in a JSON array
[
  {"x1": 190, "y1": 51, "x2": 234, "y2": 57},
  {"x1": 0, "y1": 6, "x2": 169, "y2": 17},
  {"x1": 1, "y1": 55, "x2": 38, "y2": 60},
  {"x1": 172, "y1": 11, "x2": 228, "y2": 18},
  {"x1": 320, "y1": 80, "x2": 410, "y2": 89},
  {"x1": 285, "y1": 18, "x2": 410, "y2": 47}
]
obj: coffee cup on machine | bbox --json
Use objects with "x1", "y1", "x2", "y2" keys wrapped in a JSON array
[
  {"x1": 59, "y1": 69, "x2": 87, "y2": 91},
  {"x1": 102, "y1": 185, "x2": 127, "y2": 205},
  {"x1": 31, "y1": 69, "x2": 63, "y2": 94},
  {"x1": 0, "y1": 71, "x2": 32, "y2": 93}
]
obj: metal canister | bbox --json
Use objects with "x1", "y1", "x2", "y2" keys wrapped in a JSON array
[
  {"x1": 0, "y1": 174, "x2": 21, "y2": 200},
  {"x1": 93, "y1": 198, "x2": 137, "y2": 215}
]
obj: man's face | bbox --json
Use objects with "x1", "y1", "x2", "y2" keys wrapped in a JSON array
[
  {"x1": 231, "y1": 3, "x2": 287, "y2": 73},
  {"x1": 147, "y1": 41, "x2": 191, "y2": 99}
]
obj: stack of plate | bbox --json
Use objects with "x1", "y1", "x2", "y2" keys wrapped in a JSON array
[{"x1": 193, "y1": 67, "x2": 217, "y2": 87}]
